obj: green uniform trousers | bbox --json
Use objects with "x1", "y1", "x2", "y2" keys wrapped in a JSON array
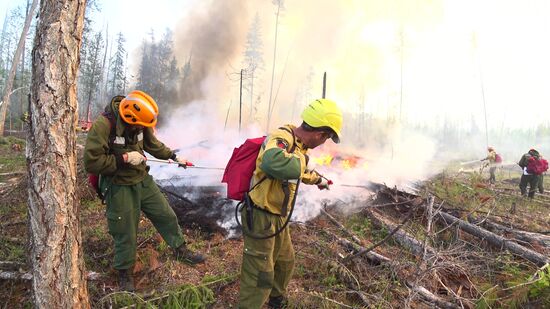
[
  {"x1": 539, "y1": 174, "x2": 545, "y2": 194},
  {"x1": 238, "y1": 207, "x2": 295, "y2": 309},
  {"x1": 489, "y1": 166, "x2": 497, "y2": 184},
  {"x1": 520, "y1": 174, "x2": 539, "y2": 198},
  {"x1": 103, "y1": 174, "x2": 185, "y2": 270}
]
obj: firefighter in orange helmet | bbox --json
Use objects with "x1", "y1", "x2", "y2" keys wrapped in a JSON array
[{"x1": 84, "y1": 90, "x2": 206, "y2": 291}]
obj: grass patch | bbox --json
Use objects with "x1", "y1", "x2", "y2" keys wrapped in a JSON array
[{"x1": 0, "y1": 241, "x2": 26, "y2": 262}]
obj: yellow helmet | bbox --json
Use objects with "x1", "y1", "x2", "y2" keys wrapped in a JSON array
[
  {"x1": 119, "y1": 90, "x2": 158, "y2": 127},
  {"x1": 301, "y1": 99, "x2": 343, "y2": 143}
]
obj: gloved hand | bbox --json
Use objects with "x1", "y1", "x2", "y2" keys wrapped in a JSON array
[
  {"x1": 317, "y1": 178, "x2": 333, "y2": 190},
  {"x1": 125, "y1": 151, "x2": 145, "y2": 165},
  {"x1": 173, "y1": 156, "x2": 190, "y2": 168}
]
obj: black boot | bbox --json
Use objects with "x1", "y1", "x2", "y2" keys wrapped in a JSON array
[
  {"x1": 118, "y1": 269, "x2": 135, "y2": 292},
  {"x1": 267, "y1": 295, "x2": 287, "y2": 309},
  {"x1": 174, "y1": 244, "x2": 206, "y2": 265}
]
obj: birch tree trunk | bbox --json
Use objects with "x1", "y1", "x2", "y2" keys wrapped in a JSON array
[
  {"x1": 28, "y1": 0, "x2": 89, "y2": 308},
  {"x1": 0, "y1": 0, "x2": 38, "y2": 136}
]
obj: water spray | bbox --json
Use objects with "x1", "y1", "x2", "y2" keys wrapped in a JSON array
[{"x1": 146, "y1": 158, "x2": 225, "y2": 170}]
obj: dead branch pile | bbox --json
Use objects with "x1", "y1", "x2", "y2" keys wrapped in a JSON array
[{"x1": 309, "y1": 180, "x2": 550, "y2": 308}]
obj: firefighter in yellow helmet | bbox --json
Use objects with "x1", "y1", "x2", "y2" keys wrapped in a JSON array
[
  {"x1": 84, "y1": 90, "x2": 206, "y2": 292},
  {"x1": 238, "y1": 99, "x2": 343, "y2": 308}
]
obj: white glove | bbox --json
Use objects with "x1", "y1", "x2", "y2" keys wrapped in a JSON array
[
  {"x1": 125, "y1": 151, "x2": 145, "y2": 165},
  {"x1": 317, "y1": 178, "x2": 333, "y2": 190}
]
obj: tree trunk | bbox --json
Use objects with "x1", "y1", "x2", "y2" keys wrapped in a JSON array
[
  {"x1": 28, "y1": 0, "x2": 89, "y2": 308},
  {"x1": 437, "y1": 211, "x2": 550, "y2": 267},
  {"x1": 0, "y1": 0, "x2": 38, "y2": 136},
  {"x1": 472, "y1": 217, "x2": 550, "y2": 249}
]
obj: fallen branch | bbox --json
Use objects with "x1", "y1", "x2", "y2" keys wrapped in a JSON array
[
  {"x1": 0, "y1": 270, "x2": 103, "y2": 281},
  {"x1": 0, "y1": 171, "x2": 25, "y2": 177},
  {"x1": 364, "y1": 198, "x2": 419, "y2": 209},
  {"x1": 437, "y1": 211, "x2": 550, "y2": 266},
  {"x1": 321, "y1": 207, "x2": 364, "y2": 246},
  {"x1": 501, "y1": 263, "x2": 549, "y2": 292},
  {"x1": 0, "y1": 220, "x2": 26, "y2": 227},
  {"x1": 492, "y1": 188, "x2": 549, "y2": 205},
  {"x1": 118, "y1": 273, "x2": 238, "y2": 309},
  {"x1": 343, "y1": 204, "x2": 421, "y2": 262},
  {"x1": 327, "y1": 225, "x2": 460, "y2": 308},
  {"x1": 325, "y1": 230, "x2": 390, "y2": 264},
  {"x1": 357, "y1": 208, "x2": 435, "y2": 259},
  {"x1": 0, "y1": 236, "x2": 24, "y2": 243},
  {"x1": 406, "y1": 281, "x2": 460, "y2": 309},
  {"x1": 472, "y1": 217, "x2": 550, "y2": 249},
  {"x1": 304, "y1": 291, "x2": 355, "y2": 308},
  {"x1": 0, "y1": 261, "x2": 25, "y2": 271}
]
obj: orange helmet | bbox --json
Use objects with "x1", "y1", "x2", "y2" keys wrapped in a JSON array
[{"x1": 119, "y1": 90, "x2": 158, "y2": 127}]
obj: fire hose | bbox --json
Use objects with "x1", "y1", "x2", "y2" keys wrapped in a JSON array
[
  {"x1": 150, "y1": 159, "x2": 374, "y2": 189},
  {"x1": 146, "y1": 158, "x2": 225, "y2": 170}
]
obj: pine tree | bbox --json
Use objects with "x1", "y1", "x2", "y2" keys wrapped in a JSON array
[
  {"x1": 80, "y1": 31, "x2": 104, "y2": 120},
  {"x1": 136, "y1": 31, "x2": 158, "y2": 96},
  {"x1": 28, "y1": 0, "x2": 90, "y2": 306},
  {"x1": 135, "y1": 29, "x2": 179, "y2": 117},
  {"x1": 107, "y1": 32, "x2": 127, "y2": 97}
]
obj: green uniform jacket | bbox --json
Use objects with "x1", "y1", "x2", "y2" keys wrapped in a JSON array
[
  {"x1": 248, "y1": 125, "x2": 322, "y2": 215},
  {"x1": 518, "y1": 149, "x2": 540, "y2": 169},
  {"x1": 84, "y1": 96, "x2": 175, "y2": 185}
]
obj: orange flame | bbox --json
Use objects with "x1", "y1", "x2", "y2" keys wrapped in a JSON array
[
  {"x1": 311, "y1": 152, "x2": 368, "y2": 170},
  {"x1": 342, "y1": 159, "x2": 352, "y2": 170},
  {"x1": 313, "y1": 154, "x2": 334, "y2": 166}
]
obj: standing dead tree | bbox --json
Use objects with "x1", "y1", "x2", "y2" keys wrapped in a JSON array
[
  {"x1": 0, "y1": 0, "x2": 38, "y2": 136},
  {"x1": 28, "y1": 0, "x2": 89, "y2": 307}
]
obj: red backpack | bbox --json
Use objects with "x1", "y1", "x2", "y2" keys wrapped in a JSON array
[
  {"x1": 495, "y1": 153, "x2": 502, "y2": 164},
  {"x1": 526, "y1": 156, "x2": 549, "y2": 175},
  {"x1": 221, "y1": 137, "x2": 266, "y2": 201},
  {"x1": 222, "y1": 127, "x2": 296, "y2": 201}
]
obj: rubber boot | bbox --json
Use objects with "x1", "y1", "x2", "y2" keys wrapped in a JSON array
[
  {"x1": 267, "y1": 295, "x2": 287, "y2": 309},
  {"x1": 118, "y1": 269, "x2": 135, "y2": 292},
  {"x1": 174, "y1": 244, "x2": 206, "y2": 265}
]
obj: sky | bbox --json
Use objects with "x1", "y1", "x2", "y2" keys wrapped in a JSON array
[
  {"x1": 2, "y1": 0, "x2": 550, "y2": 131},
  {"x1": 4, "y1": 0, "x2": 550, "y2": 216}
]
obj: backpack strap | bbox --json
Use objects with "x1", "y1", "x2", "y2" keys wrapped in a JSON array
[
  {"x1": 249, "y1": 126, "x2": 297, "y2": 194},
  {"x1": 277, "y1": 126, "x2": 297, "y2": 217},
  {"x1": 101, "y1": 111, "x2": 118, "y2": 151},
  {"x1": 278, "y1": 126, "x2": 297, "y2": 153},
  {"x1": 97, "y1": 111, "x2": 119, "y2": 203}
]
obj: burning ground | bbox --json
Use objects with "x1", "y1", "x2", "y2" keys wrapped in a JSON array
[{"x1": 0, "y1": 135, "x2": 549, "y2": 308}]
